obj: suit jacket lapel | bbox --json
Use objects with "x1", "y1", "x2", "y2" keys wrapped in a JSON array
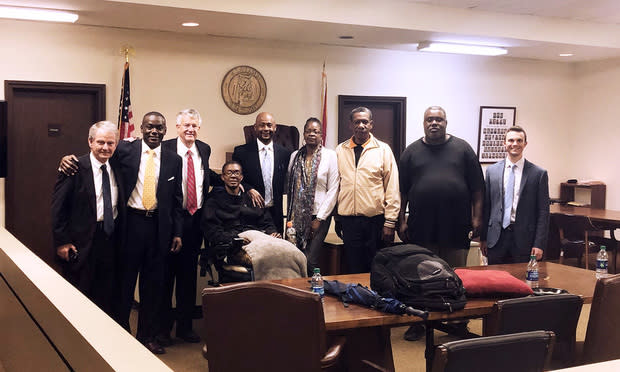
[
  {"x1": 250, "y1": 141, "x2": 264, "y2": 190},
  {"x1": 497, "y1": 159, "x2": 506, "y2": 204},
  {"x1": 518, "y1": 159, "x2": 531, "y2": 202},
  {"x1": 82, "y1": 155, "x2": 97, "y2": 216}
]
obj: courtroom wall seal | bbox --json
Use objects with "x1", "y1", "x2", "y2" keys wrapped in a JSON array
[{"x1": 221, "y1": 65, "x2": 267, "y2": 115}]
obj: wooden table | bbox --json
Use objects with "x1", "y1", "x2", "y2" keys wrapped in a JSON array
[{"x1": 273, "y1": 262, "x2": 598, "y2": 371}]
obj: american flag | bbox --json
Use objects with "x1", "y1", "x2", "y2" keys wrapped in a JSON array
[
  {"x1": 321, "y1": 61, "x2": 327, "y2": 145},
  {"x1": 118, "y1": 62, "x2": 134, "y2": 139}
]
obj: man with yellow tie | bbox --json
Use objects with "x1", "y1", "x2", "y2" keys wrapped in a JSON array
[
  {"x1": 115, "y1": 112, "x2": 184, "y2": 354},
  {"x1": 59, "y1": 112, "x2": 183, "y2": 354}
]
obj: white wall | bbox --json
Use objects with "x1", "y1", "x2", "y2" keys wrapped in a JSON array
[
  {"x1": 1, "y1": 18, "x2": 613, "y2": 227},
  {"x1": 572, "y1": 59, "x2": 620, "y2": 210}
]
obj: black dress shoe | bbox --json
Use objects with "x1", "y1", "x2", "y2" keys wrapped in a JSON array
[
  {"x1": 177, "y1": 330, "x2": 201, "y2": 343},
  {"x1": 156, "y1": 334, "x2": 173, "y2": 347},
  {"x1": 143, "y1": 341, "x2": 166, "y2": 354},
  {"x1": 403, "y1": 324, "x2": 425, "y2": 342}
]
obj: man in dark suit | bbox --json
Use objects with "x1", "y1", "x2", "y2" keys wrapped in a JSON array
[
  {"x1": 159, "y1": 108, "x2": 220, "y2": 344},
  {"x1": 481, "y1": 125, "x2": 550, "y2": 264},
  {"x1": 232, "y1": 112, "x2": 291, "y2": 233},
  {"x1": 59, "y1": 112, "x2": 183, "y2": 354},
  {"x1": 114, "y1": 112, "x2": 183, "y2": 354},
  {"x1": 52, "y1": 121, "x2": 125, "y2": 321}
]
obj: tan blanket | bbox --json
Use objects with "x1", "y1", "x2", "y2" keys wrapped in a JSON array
[{"x1": 237, "y1": 230, "x2": 308, "y2": 280}]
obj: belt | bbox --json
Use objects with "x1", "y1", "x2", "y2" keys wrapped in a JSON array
[{"x1": 128, "y1": 207, "x2": 158, "y2": 217}]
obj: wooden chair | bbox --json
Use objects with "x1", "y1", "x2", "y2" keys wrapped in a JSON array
[
  {"x1": 484, "y1": 294, "x2": 583, "y2": 369},
  {"x1": 243, "y1": 124, "x2": 300, "y2": 153},
  {"x1": 553, "y1": 213, "x2": 600, "y2": 269},
  {"x1": 431, "y1": 331, "x2": 555, "y2": 372},
  {"x1": 578, "y1": 274, "x2": 620, "y2": 365},
  {"x1": 201, "y1": 282, "x2": 345, "y2": 372}
]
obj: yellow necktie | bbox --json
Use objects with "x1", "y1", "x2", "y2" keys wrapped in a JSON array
[{"x1": 143, "y1": 149, "x2": 156, "y2": 210}]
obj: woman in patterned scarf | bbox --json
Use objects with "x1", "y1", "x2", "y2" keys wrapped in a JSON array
[{"x1": 287, "y1": 118, "x2": 339, "y2": 275}]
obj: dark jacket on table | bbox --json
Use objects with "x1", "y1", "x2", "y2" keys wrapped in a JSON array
[
  {"x1": 114, "y1": 140, "x2": 184, "y2": 250},
  {"x1": 201, "y1": 187, "x2": 276, "y2": 262},
  {"x1": 51, "y1": 153, "x2": 126, "y2": 272}
]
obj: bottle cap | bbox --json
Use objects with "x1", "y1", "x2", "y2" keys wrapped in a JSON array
[
  {"x1": 287, "y1": 221, "x2": 293, "y2": 227},
  {"x1": 601, "y1": 245, "x2": 606, "y2": 251},
  {"x1": 313, "y1": 268, "x2": 320, "y2": 274}
]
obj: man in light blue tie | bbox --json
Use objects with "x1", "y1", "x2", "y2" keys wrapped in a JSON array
[{"x1": 481, "y1": 126, "x2": 550, "y2": 264}]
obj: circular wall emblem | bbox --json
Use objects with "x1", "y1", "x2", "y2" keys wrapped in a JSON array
[{"x1": 221, "y1": 65, "x2": 267, "y2": 115}]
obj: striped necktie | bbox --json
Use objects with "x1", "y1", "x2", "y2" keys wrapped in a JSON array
[
  {"x1": 503, "y1": 164, "x2": 516, "y2": 228},
  {"x1": 186, "y1": 150, "x2": 198, "y2": 215}
]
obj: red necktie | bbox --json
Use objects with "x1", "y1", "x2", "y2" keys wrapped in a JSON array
[{"x1": 186, "y1": 150, "x2": 198, "y2": 215}]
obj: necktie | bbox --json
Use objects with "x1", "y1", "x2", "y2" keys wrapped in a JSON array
[
  {"x1": 143, "y1": 149, "x2": 156, "y2": 210},
  {"x1": 101, "y1": 164, "x2": 114, "y2": 236},
  {"x1": 186, "y1": 150, "x2": 198, "y2": 215},
  {"x1": 503, "y1": 164, "x2": 516, "y2": 228},
  {"x1": 261, "y1": 147, "x2": 273, "y2": 206}
]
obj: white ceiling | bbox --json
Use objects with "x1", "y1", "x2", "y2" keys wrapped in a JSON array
[{"x1": 4, "y1": 0, "x2": 620, "y2": 62}]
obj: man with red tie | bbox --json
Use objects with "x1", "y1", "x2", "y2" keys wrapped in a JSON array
[{"x1": 159, "y1": 109, "x2": 220, "y2": 345}]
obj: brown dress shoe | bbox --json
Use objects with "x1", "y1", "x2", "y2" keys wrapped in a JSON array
[{"x1": 143, "y1": 341, "x2": 166, "y2": 354}]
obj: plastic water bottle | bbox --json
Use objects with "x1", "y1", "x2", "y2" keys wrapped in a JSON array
[
  {"x1": 596, "y1": 245, "x2": 608, "y2": 279},
  {"x1": 285, "y1": 221, "x2": 296, "y2": 245},
  {"x1": 311, "y1": 268, "x2": 324, "y2": 301},
  {"x1": 526, "y1": 255, "x2": 539, "y2": 288}
]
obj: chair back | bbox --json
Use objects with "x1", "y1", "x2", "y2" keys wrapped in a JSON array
[
  {"x1": 243, "y1": 124, "x2": 300, "y2": 153},
  {"x1": 485, "y1": 294, "x2": 583, "y2": 368},
  {"x1": 582, "y1": 274, "x2": 620, "y2": 364},
  {"x1": 431, "y1": 330, "x2": 555, "y2": 372},
  {"x1": 202, "y1": 282, "x2": 326, "y2": 372},
  {"x1": 553, "y1": 214, "x2": 597, "y2": 241}
]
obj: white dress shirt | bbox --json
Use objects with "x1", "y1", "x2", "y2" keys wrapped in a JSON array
[
  {"x1": 177, "y1": 138, "x2": 204, "y2": 210},
  {"x1": 257, "y1": 139, "x2": 274, "y2": 205},
  {"x1": 503, "y1": 157, "x2": 525, "y2": 223},
  {"x1": 89, "y1": 152, "x2": 118, "y2": 220},
  {"x1": 287, "y1": 147, "x2": 340, "y2": 221},
  {"x1": 128, "y1": 141, "x2": 161, "y2": 210}
]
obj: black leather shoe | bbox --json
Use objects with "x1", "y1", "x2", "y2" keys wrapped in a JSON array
[
  {"x1": 156, "y1": 333, "x2": 173, "y2": 347},
  {"x1": 403, "y1": 324, "x2": 425, "y2": 341},
  {"x1": 177, "y1": 330, "x2": 201, "y2": 343},
  {"x1": 143, "y1": 341, "x2": 166, "y2": 354}
]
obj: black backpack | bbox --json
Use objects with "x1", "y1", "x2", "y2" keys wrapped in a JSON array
[{"x1": 370, "y1": 244, "x2": 467, "y2": 312}]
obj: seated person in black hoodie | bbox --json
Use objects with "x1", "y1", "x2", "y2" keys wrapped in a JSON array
[{"x1": 202, "y1": 161, "x2": 281, "y2": 267}]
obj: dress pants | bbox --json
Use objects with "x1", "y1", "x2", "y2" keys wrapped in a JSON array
[
  {"x1": 119, "y1": 212, "x2": 165, "y2": 343},
  {"x1": 162, "y1": 209, "x2": 202, "y2": 336},
  {"x1": 305, "y1": 216, "x2": 332, "y2": 276},
  {"x1": 340, "y1": 215, "x2": 385, "y2": 274},
  {"x1": 65, "y1": 223, "x2": 119, "y2": 321},
  {"x1": 487, "y1": 226, "x2": 531, "y2": 264}
]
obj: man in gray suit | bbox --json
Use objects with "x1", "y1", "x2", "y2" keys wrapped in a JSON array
[{"x1": 481, "y1": 126, "x2": 550, "y2": 264}]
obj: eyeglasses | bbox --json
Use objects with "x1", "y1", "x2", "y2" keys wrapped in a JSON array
[
  {"x1": 224, "y1": 170, "x2": 241, "y2": 176},
  {"x1": 425, "y1": 116, "x2": 445, "y2": 123}
]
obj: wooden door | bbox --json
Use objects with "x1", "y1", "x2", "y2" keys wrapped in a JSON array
[
  {"x1": 338, "y1": 95, "x2": 406, "y2": 157},
  {"x1": 4, "y1": 81, "x2": 105, "y2": 270}
]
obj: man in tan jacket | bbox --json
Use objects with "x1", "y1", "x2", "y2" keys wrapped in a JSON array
[{"x1": 335, "y1": 107, "x2": 400, "y2": 274}]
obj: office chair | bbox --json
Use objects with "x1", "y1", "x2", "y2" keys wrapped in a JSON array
[
  {"x1": 431, "y1": 330, "x2": 555, "y2": 372},
  {"x1": 484, "y1": 294, "x2": 583, "y2": 369},
  {"x1": 243, "y1": 124, "x2": 300, "y2": 152},
  {"x1": 553, "y1": 213, "x2": 600, "y2": 269},
  {"x1": 578, "y1": 274, "x2": 620, "y2": 365},
  {"x1": 201, "y1": 282, "x2": 345, "y2": 372}
]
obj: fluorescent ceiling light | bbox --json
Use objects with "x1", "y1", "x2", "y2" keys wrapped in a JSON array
[
  {"x1": 0, "y1": 6, "x2": 78, "y2": 23},
  {"x1": 559, "y1": 53, "x2": 573, "y2": 57},
  {"x1": 417, "y1": 41, "x2": 507, "y2": 56},
  {"x1": 182, "y1": 22, "x2": 199, "y2": 27}
]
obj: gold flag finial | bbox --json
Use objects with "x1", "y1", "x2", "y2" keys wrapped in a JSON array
[{"x1": 119, "y1": 45, "x2": 135, "y2": 63}]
